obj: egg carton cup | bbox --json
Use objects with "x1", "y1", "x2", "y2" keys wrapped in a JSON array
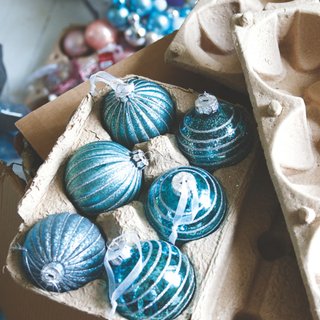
[
  {"x1": 231, "y1": 3, "x2": 320, "y2": 319},
  {"x1": 164, "y1": 0, "x2": 318, "y2": 95},
  {"x1": 6, "y1": 74, "x2": 308, "y2": 320}
]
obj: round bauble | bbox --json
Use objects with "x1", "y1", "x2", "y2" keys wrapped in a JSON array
[
  {"x1": 85, "y1": 19, "x2": 118, "y2": 50},
  {"x1": 129, "y1": 0, "x2": 153, "y2": 17},
  {"x1": 101, "y1": 78, "x2": 175, "y2": 149},
  {"x1": 108, "y1": 239, "x2": 195, "y2": 320},
  {"x1": 177, "y1": 93, "x2": 253, "y2": 171},
  {"x1": 107, "y1": 6, "x2": 130, "y2": 28},
  {"x1": 145, "y1": 166, "x2": 227, "y2": 245},
  {"x1": 62, "y1": 28, "x2": 92, "y2": 58},
  {"x1": 147, "y1": 11, "x2": 171, "y2": 35},
  {"x1": 65, "y1": 141, "x2": 148, "y2": 216},
  {"x1": 124, "y1": 23, "x2": 147, "y2": 47},
  {"x1": 21, "y1": 212, "x2": 106, "y2": 293}
]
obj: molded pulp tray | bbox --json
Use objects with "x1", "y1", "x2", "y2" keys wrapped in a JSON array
[
  {"x1": 232, "y1": 3, "x2": 320, "y2": 319},
  {"x1": 6, "y1": 75, "x2": 311, "y2": 320},
  {"x1": 164, "y1": 0, "x2": 317, "y2": 95}
]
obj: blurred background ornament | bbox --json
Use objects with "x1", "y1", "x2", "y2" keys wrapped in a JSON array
[
  {"x1": 62, "y1": 27, "x2": 92, "y2": 58},
  {"x1": 124, "y1": 22, "x2": 147, "y2": 47},
  {"x1": 130, "y1": 0, "x2": 153, "y2": 17},
  {"x1": 85, "y1": 19, "x2": 118, "y2": 50}
]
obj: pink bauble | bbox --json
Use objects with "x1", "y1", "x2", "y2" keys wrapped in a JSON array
[
  {"x1": 62, "y1": 28, "x2": 92, "y2": 58},
  {"x1": 85, "y1": 19, "x2": 118, "y2": 51}
]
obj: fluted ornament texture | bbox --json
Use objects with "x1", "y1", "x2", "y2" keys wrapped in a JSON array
[
  {"x1": 21, "y1": 212, "x2": 106, "y2": 293},
  {"x1": 65, "y1": 141, "x2": 148, "y2": 216},
  {"x1": 101, "y1": 78, "x2": 175, "y2": 149},
  {"x1": 177, "y1": 100, "x2": 253, "y2": 171},
  {"x1": 145, "y1": 166, "x2": 227, "y2": 245},
  {"x1": 110, "y1": 240, "x2": 195, "y2": 320}
]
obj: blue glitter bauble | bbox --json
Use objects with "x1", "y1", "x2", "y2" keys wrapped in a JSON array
[
  {"x1": 176, "y1": 94, "x2": 253, "y2": 171},
  {"x1": 65, "y1": 141, "x2": 148, "y2": 216},
  {"x1": 147, "y1": 11, "x2": 171, "y2": 34},
  {"x1": 107, "y1": 6, "x2": 130, "y2": 28},
  {"x1": 22, "y1": 212, "x2": 106, "y2": 293},
  {"x1": 130, "y1": 0, "x2": 153, "y2": 16},
  {"x1": 145, "y1": 166, "x2": 227, "y2": 245},
  {"x1": 110, "y1": 240, "x2": 195, "y2": 320},
  {"x1": 101, "y1": 78, "x2": 175, "y2": 149}
]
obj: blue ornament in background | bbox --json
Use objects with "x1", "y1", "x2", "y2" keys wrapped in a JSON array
[
  {"x1": 21, "y1": 212, "x2": 106, "y2": 293},
  {"x1": 130, "y1": 0, "x2": 153, "y2": 17},
  {"x1": 177, "y1": 93, "x2": 253, "y2": 171},
  {"x1": 179, "y1": 6, "x2": 192, "y2": 18},
  {"x1": 152, "y1": 0, "x2": 167, "y2": 12},
  {"x1": 147, "y1": 11, "x2": 171, "y2": 34},
  {"x1": 107, "y1": 239, "x2": 195, "y2": 320},
  {"x1": 112, "y1": 0, "x2": 126, "y2": 7},
  {"x1": 145, "y1": 166, "x2": 227, "y2": 245},
  {"x1": 65, "y1": 141, "x2": 149, "y2": 216},
  {"x1": 101, "y1": 78, "x2": 175, "y2": 149},
  {"x1": 0, "y1": 131, "x2": 19, "y2": 162},
  {"x1": 107, "y1": 5, "x2": 130, "y2": 28}
]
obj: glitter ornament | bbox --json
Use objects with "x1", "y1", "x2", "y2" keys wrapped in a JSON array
[
  {"x1": 65, "y1": 141, "x2": 148, "y2": 216},
  {"x1": 21, "y1": 212, "x2": 106, "y2": 293},
  {"x1": 177, "y1": 93, "x2": 253, "y2": 171},
  {"x1": 105, "y1": 235, "x2": 195, "y2": 320},
  {"x1": 145, "y1": 166, "x2": 227, "y2": 245},
  {"x1": 100, "y1": 76, "x2": 175, "y2": 149}
]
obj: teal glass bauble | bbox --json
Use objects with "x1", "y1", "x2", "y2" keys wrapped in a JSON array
[
  {"x1": 65, "y1": 141, "x2": 148, "y2": 217},
  {"x1": 22, "y1": 212, "x2": 106, "y2": 293},
  {"x1": 107, "y1": 6, "x2": 130, "y2": 28},
  {"x1": 145, "y1": 166, "x2": 227, "y2": 245},
  {"x1": 109, "y1": 240, "x2": 195, "y2": 320},
  {"x1": 101, "y1": 78, "x2": 175, "y2": 149},
  {"x1": 177, "y1": 93, "x2": 253, "y2": 171}
]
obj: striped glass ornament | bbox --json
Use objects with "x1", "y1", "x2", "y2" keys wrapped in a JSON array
[
  {"x1": 177, "y1": 93, "x2": 253, "y2": 171},
  {"x1": 65, "y1": 141, "x2": 148, "y2": 217},
  {"x1": 101, "y1": 78, "x2": 175, "y2": 149},
  {"x1": 107, "y1": 239, "x2": 195, "y2": 320},
  {"x1": 21, "y1": 212, "x2": 106, "y2": 293},
  {"x1": 145, "y1": 166, "x2": 227, "y2": 245}
]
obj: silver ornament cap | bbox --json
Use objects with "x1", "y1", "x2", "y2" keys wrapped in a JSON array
[{"x1": 195, "y1": 92, "x2": 219, "y2": 115}]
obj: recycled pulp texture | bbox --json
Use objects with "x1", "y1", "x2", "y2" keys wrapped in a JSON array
[
  {"x1": 6, "y1": 74, "x2": 261, "y2": 319},
  {"x1": 164, "y1": 0, "x2": 318, "y2": 94},
  {"x1": 232, "y1": 3, "x2": 320, "y2": 320}
]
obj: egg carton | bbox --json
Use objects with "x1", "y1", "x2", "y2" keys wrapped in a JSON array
[
  {"x1": 231, "y1": 3, "x2": 320, "y2": 320},
  {"x1": 6, "y1": 75, "x2": 310, "y2": 320},
  {"x1": 164, "y1": 0, "x2": 318, "y2": 95}
]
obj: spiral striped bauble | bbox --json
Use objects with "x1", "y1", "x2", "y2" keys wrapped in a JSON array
[
  {"x1": 110, "y1": 240, "x2": 195, "y2": 320},
  {"x1": 65, "y1": 141, "x2": 148, "y2": 217},
  {"x1": 145, "y1": 166, "x2": 227, "y2": 245},
  {"x1": 101, "y1": 78, "x2": 175, "y2": 149},
  {"x1": 21, "y1": 212, "x2": 106, "y2": 293},
  {"x1": 176, "y1": 96, "x2": 253, "y2": 171}
]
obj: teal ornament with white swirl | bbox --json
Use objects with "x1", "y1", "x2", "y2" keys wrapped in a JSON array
[
  {"x1": 65, "y1": 141, "x2": 148, "y2": 217},
  {"x1": 176, "y1": 93, "x2": 253, "y2": 171},
  {"x1": 101, "y1": 78, "x2": 175, "y2": 149},
  {"x1": 21, "y1": 212, "x2": 106, "y2": 293},
  {"x1": 105, "y1": 236, "x2": 195, "y2": 320},
  {"x1": 145, "y1": 166, "x2": 227, "y2": 245}
]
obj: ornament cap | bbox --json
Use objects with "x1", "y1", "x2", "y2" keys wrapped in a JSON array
[
  {"x1": 131, "y1": 149, "x2": 149, "y2": 170},
  {"x1": 171, "y1": 172, "x2": 197, "y2": 196},
  {"x1": 195, "y1": 92, "x2": 219, "y2": 115},
  {"x1": 41, "y1": 261, "x2": 65, "y2": 285},
  {"x1": 108, "y1": 241, "x2": 133, "y2": 266}
]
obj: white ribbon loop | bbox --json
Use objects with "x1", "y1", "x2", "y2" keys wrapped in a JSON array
[
  {"x1": 89, "y1": 71, "x2": 135, "y2": 98},
  {"x1": 104, "y1": 233, "x2": 143, "y2": 317},
  {"x1": 169, "y1": 173, "x2": 199, "y2": 245}
]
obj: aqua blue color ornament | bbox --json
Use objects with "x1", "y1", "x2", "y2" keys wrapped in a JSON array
[
  {"x1": 130, "y1": 0, "x2": 153, "y2": 16},
  {"x1": 179, "y1": 6, "x2": 192, "y2": 18},
  {"x1": 65, "y1": 141, "x2": 148, "y2": 216},
  {"x1": 105, "y1": 235, "x2": 195, "y2": 320},
  {"x1": 113, "y1": 0, "x2": 126, "y2": 7},
  {"x1": 107, "y1": 6, "x2": 130, "y2": 28},
  {"x1": 101, "y1": 78, "x2": 175, "y2": 149},
  {"x1": 147, "y1": 11, "x2": 171, "y2": 34},
  {"x1": 21, "y1": 212, "x2": 106, "y2": 293},
  {"x1": 145, "y1": 166, "x2": 227, "y2": 245},
  {"x1": 177, "y1": 93, "x2": 253, "y2": 171}
]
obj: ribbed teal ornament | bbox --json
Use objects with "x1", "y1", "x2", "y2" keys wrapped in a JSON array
[
  {"x1": 145, "y1": 166, "x2": 227, "y2": 245},
  {"x1": 177, "y1": 93, "x2": 253, "y2": 171},
  {"x1": 21, "y1": 212, "x2": 106, "y2": 293},
  {"x1": 65, "y1": 141, "x2": 148, "y2": 217},
  {"x1": 101, "y1": 78, "x2": 175, "y2": 149},
  {"x1": 107, "y1": 239, "x2": 195, "y2": 320}
]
